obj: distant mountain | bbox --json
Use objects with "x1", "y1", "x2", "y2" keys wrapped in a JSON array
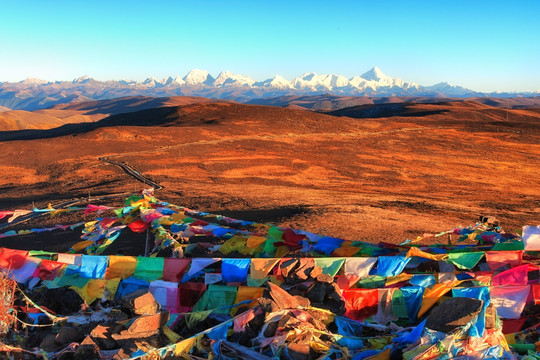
[{"x1": 1, "y1": 67, "x2": 538, "y2": 111}]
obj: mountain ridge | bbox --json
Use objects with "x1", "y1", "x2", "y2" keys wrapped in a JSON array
[{"x1": 1, "y1": 67, "x2": 538, "y2": 111}]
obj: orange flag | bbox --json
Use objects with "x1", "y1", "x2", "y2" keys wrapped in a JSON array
[
  {"x1": 250, "y1": 258, "x2": 279, "y2": 279},
  {"x1": 485, "y1": 250, "x2": 523, "y2": 270}
]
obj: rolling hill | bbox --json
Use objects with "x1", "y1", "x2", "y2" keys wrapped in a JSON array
[
  {"x1": 0, "y1": 99, "x2": 538, "y2": 246},
  {"x1": 0, "y1": 95, "x2": 235, "y2": 131},
  {"x1": 248, "y1": 94, "x2": 540, "y2": 111}
]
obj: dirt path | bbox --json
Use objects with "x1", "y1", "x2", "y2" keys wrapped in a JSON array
[{"x1": 99, "y1": 156, "x2": 163, "y2": 190}]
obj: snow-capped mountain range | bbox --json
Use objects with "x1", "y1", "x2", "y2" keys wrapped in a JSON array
[
  {"x1": 90, "y1": 67, "x2": 419, "y2": 92},
  {"x1": 1, "y1": 67, "x2": 537, "y2": 111}
]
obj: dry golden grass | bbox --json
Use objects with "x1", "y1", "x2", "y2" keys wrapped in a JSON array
[
  {"x1": 0, "y1": 100, "x2": 539, "y2": 245},
  {"x1": 0, "y1": 273, "x2": 16, "y2": 335}
]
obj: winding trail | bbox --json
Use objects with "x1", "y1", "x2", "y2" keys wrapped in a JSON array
[{"x1": 98, "y1": 156, "x2": 163, "y2": 190}]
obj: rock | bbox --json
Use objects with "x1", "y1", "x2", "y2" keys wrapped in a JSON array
[
  {"x1": 73, "y1": 336, "x2": 100, "y2": 360},
  {"x1": 112, "y1": 312, "x2": 169, "y2": 348},
  {"x1": 295, "y1": 259, "x2": 315, "y2": 281},
  {"x1": 294, "y1": 295, "x2": 311, "y2": 308},
  {"x1": 426, "y1": 297, "x2": 483, "y2": 333},
  {"x1": 121, "y1": 289, "x2": 159, "y2": 316},
  {"x1": 90, "y1": 324, "x2": 118, "y2": 350},
  {"x1": 280, "y1": 259, "x2": 298, "y2": 278},
  {"x1": 315, "y1": 273, "x2": 333, "y2": 283},
  {"x1": 277, "y1": 314, "x2": 293, "y2": 329},
  {"x1": 1, "y1": 348, "x2": 26, "y2": 360},
  {"x1": 109, "y1": 323, "x2": 126, "y2": 335},
  {"x1": 289, "y1": 288, "x2": 305, "y2": 297},
  {"x1": 327, "y1": 283, "x2": 342, "y2": 302},
  {"x1": 54, "y1": 326, "x2": 81, "y2": 346},
  {"x1": 125, "y1": 312, "x2": 169, "y2": 335},
  {"x1": 133, "y1": 334, "x2": 167, "y2": 350},
  {"x1": 258, "y1": 298, "x2": 279, "y2": 313},
  {"x1": 27, "y1": 329, "x2": 52, "y2": 348},
  {"x1": 109, "y1": 308, "x2": 129, "y2": 322},
  {"x1": 248, "y1": 312, "x2": 266, "y2": 330},
  {"x1": 31, "y1": 288, "x2": 84, "y2": 315},
  {"x1": 325, "y1": 299, "x2": 345, "y2": 315},
  {"x1": 306, "y1": 282, "x2": 326, "y2": 303},
  {"x1": 40, "y1": 334, "x2": 61, "y2": 352},
  {"x1": 112, "y1": 347, "x2": 133, "y2": 359},
  {"x1": 479, "y1": 216, "x2": 498, "y2": 226},
  {"x1": 287, "y1": 342, "x2": 310, "y2": 360},
  {"x1": 268, "y1": 282, "x2": 300, "y2": 309},
  {"x1": 309, "y1": 266, "x2": 323, "y2": 279},
  {"x1": 484, "y1": 303, "x2": 497, "y2": 329},
  {"x1": 263, "y1": 321, "x2": 278, "y2": 337}
]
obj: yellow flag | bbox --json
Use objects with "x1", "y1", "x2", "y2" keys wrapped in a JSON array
[
  {"x1": 106, "y1": 256, "x2": 137, "y2": 279},
  {"x1": 386, "y1": 273, "x2": 413, "y2": 286},
  {"x1": 406, "y1": 247, "x2": 448, "y2": 261},
  {"x1": 246, "y1": 236, "x2": 268, "y2": 248},
  {"x1": 417, "y1": 283, "x2": 451, "y2": 318},
  {"x1": 174, "y1": 337, "x2": 197, "y2": 356},
  {"x1": 71, "y1": 240, "x2": 94, "y2": 252}
]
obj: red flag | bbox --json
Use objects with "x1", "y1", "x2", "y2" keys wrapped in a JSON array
[
  {"x1": 485, "y1": 250, "x2": 523, "y2": 270},
  {"x1": 0, "y1": 248, "x2": 29, "y2": 269},
  {"x1": 492, "y1": 264, "x2": 529, "y2": 286},
  {"x1": 84, "y1": 204, "x2": 111, "y2": 216},
  {"x1": 342, "y1": 288, "x2": 378, "y2": 320},
  {"x1": 533, "y1": 284, "x2": 540, "y2": 305},
  {"x1": 127, "y1": 218, "x2": 150, "y2": 233},
  {"x1": 33, "y1": 260, "x2": 65, "y2": 281},
  {"x1": 502, "y1": 318, "x2": 527, "y2": 334},
  {"x1": 163, "y1": 258, "x2": 191, "y2": 282},
  {"x1": 0, "y1": 211, "x2": 14, "y2": 220}
]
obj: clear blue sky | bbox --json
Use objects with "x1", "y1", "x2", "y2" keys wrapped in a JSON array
[{"x1": 1, "y1": 0, "x2": 538, "y2": 92}]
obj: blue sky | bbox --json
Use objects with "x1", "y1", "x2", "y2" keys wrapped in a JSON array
[{"x1": 0, "y1": 0, "x2": 538, "y2": 92}]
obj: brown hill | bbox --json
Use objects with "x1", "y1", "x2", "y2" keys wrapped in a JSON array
[
  {"x1": 0, "y1": 102, "x2": 360, "y2": 141},
  {"x1": 467, "y1": 96, "x2": 540, "y2": 108},
  {"x1": 0, "y1": 95, "x2": 236, "y2": 131},
  {"x1": 51, "y1": 95, "x2": 234, "y2": 114},
  {"x1": 0, "y1": 100, "x2": 539, "y2": 249},
  {"x1": 248, "y1": 94, "x2": 540, "y2": 111},
  {"x1": 0, "y1": 109, "x2": 102, "y2": 131},
  {"x1": 328, "y1": 101, "x2": 540, "y2": 131}
]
